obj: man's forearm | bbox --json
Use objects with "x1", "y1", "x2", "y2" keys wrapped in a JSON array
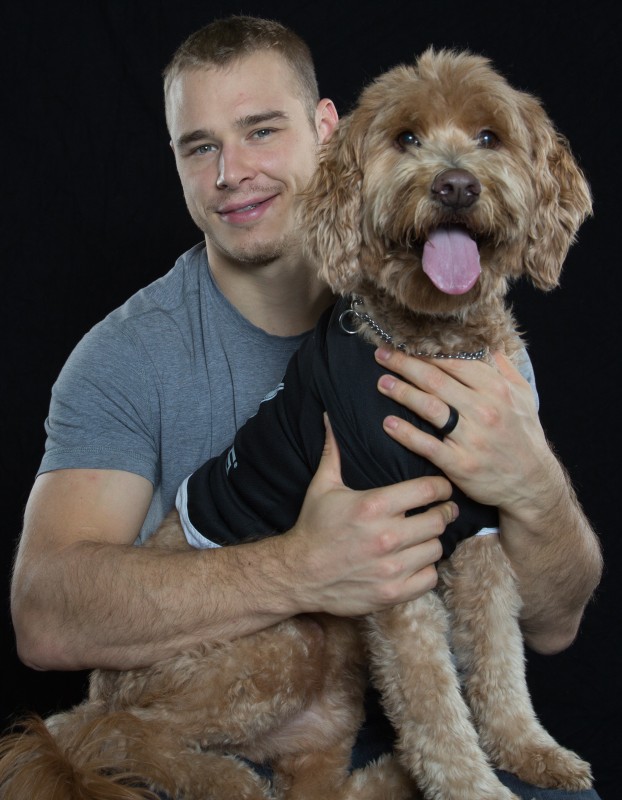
[
  {"x1": 499, "y1": 459, "x2": 602, "y2": 654},
  {"x1": 12, "y1": 534, "x2": 299, "y2": 672}
]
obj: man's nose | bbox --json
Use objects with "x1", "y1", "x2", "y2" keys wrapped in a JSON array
[{"x1": 216, "y1": 143, "x2": 256, "y2": 189}]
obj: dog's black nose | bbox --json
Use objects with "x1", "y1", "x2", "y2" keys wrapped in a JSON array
[{"x1": 431, "y1": 169, "x2": 481, "y2": 209}]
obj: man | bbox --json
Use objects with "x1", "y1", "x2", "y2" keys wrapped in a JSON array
[{"x1": 11, "y1": 15, "x2": 602, "y2": 799}]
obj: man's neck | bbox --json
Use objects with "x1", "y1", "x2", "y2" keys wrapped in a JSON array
[{"x1": 207, "y1": 250, "x2": 335, "y2": 337}]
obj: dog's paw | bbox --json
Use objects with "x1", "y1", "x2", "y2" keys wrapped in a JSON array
[
  {"x1": 347, "y1": 754, "x2": 419, "y2": 800},
  {"x1": 499, "y1": 744, "x2": 593, "y2": 791}
]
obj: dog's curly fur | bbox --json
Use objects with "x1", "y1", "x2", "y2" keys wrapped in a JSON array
[{"x1": 0, "y1": 49, "x2": 594, "y2": 800}]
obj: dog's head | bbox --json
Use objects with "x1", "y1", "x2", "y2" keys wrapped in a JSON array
[{"x1": 301, "y1": 48, "x2": 592, "y2": 316}]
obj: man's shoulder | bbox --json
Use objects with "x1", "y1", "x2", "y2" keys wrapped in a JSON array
[
  {"x1": 57, "y1": 242, "x2": 209, "y2": 381},
  {"x1": 108, "y1": 241, "x2": 208, "y2": 327}
]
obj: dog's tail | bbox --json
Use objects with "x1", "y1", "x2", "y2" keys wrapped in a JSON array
[{"x1": 0, "y1": 711, "x2": 174, "y2": 800}]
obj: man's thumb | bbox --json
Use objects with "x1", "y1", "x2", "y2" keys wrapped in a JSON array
[{"x1": 313, "y1": 413, "x2": 344, "y2": 488}]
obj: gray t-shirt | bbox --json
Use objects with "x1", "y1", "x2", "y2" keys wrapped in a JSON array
[{"x1": 38, "y1": 242, "x2": 309, "y2": 541}]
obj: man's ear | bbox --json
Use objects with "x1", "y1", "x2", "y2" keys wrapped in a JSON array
[{"x1": 315, "y1": 98, "x2": 339, "y2": 144}]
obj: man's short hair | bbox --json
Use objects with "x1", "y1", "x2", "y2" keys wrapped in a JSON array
[{"x1": 163, "y1": 16, "x2": 320, "y2": 127}]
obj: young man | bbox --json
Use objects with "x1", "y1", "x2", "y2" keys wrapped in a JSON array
[{"x1": 11, "y1": 16, "x2": 602, "y2": 799}]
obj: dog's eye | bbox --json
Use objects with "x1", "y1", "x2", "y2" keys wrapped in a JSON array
[
  {"x1": 396, "y1": 131, "x2": 421, "y2": 149},
  {"x1": 477, "y1": 130, "x2": 500, "y2": 149}
]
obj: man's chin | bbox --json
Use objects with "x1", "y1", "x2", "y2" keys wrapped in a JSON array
[
  {"x1": 231, "y1": 248, "x2": 283, "y2": 266},
  {"x1": 207, "y1": 233, "x2": 298, "y2": 268}
]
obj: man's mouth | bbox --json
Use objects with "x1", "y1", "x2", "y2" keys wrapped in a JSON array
[
  {"x1": 217, "y1": 193, "x2": 278, "y2": 219},
  {"x1": 220, "y1": 201, "x2": 261, "y2": 214}
]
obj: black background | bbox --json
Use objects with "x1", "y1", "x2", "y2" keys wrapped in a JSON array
[{"x1": 2, "y1": 2, "x2": 620, "y2": 797}]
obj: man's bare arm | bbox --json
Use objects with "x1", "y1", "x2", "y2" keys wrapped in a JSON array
[
  {"x1": 12, "y1": 428, "x2": 457, "y2": 672},
  {"x1": 495, "y1": 453, "x2": 602, "y2": 654}
]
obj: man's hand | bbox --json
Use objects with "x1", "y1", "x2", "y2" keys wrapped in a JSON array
[
  {"x1": 373, "y1": 347, "x2": 554, "y2": 512},
  {"x1": 281, "y1": 415, "x2": 458, "y2": 617}
]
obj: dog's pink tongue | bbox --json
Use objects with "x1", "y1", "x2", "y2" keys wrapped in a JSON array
[{"x1": 422, "y1": 227, "x2": 480, "y2": 295}]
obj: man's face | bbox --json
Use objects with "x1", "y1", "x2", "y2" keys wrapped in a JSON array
[{"x1": 168, "y1": 51, "x2": 336, "y2": 270}]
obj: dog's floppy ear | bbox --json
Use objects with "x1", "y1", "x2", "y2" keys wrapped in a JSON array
[
  {"x1": 301, "y1": 112, "x2": 367, "y2": 293},
  {"x1": 524, "y1": 98, "x2": 592, "y2": 290}
]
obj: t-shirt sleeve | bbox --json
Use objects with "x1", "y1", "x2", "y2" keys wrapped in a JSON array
[
  {"x1": 38, "y1": 319, "x2": 159, "y2": 484},
  {"x1": 516, "y1": 347, "x2": 539, "y2": 409}
]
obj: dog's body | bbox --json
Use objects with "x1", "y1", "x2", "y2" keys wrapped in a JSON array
[{"x1": 1, "y1": 49, "x2": 594, "y2": 800}]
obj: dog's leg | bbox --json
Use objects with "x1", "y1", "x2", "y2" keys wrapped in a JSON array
[
  {"x1": 136, "y1": 745, "x2": 276, "y2": 800},
  {"x1": 104, "y1": 733, "x2": 277, "y2": 800},
  {"x1": 98, "y1": 717, "x2": 276, "y2": 800},
  {"x1": 366, "y1": 597, "x2": 519, "y2": 800},
  {"x1": 439, "y1": 535, "x2": 593, "y2": 791}
]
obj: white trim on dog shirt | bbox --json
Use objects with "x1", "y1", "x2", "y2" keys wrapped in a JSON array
[{"x1": 176, "y1": 476, "x2": 222, "y2": 549}]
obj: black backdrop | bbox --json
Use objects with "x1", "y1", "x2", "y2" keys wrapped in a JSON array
[{"x1": 2, "y1": 1, "x2": 620, "y2": 797}]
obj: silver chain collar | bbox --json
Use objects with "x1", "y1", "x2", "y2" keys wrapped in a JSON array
[{"x1": 338, "y1": 296, "x2": 488, "y2": 360}]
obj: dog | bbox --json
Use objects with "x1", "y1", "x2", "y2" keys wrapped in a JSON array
[{"x1": 0, "y1": 49, "x2": 594, "y2": 800}]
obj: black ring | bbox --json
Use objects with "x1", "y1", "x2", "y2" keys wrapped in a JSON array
[{"x1": 437, "y1": 405, "x2": 459, "y2": 437}]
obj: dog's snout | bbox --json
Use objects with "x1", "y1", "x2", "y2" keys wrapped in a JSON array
[{"x1": 431, "y1": 169, "x2": 481, "y2": 209}]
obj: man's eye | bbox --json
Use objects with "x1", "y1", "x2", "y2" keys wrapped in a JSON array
[
  {"x1": 396, "y1": 131, "x2": 422, "y2": 149},
  {"x1": 477, "y1": 130, "x2": 500, "y2": 149},
  {"x1": 253, "y1": 128, "x2": 274, "y2": 139}
]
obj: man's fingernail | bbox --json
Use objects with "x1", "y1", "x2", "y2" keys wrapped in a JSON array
[{"x1": 378, "y1": 375, "x2": 395, "y2": 391}]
